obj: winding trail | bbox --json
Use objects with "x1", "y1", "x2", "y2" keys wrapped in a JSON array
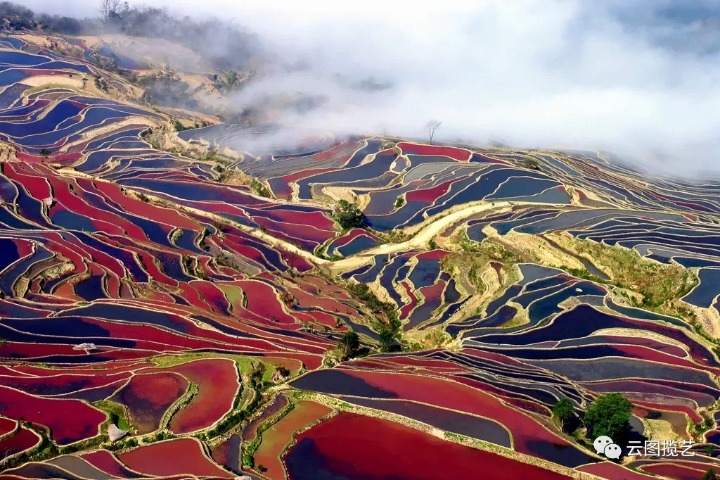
[
  {"x1": 57, "y1": 162, "x2": 582, "y2": 275},
  {"x1": 328, "y1": 201, "x2": 572, "y2": 272}
]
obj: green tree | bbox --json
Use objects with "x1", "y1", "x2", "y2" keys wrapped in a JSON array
[
  {"x1": 249, "y1": 362, "x2": 266, "y2": 388},
  {"x1": 39, "y1": 148, "x2": 51, "y2": 158},
  {"x1": 378, "y1": 330, "x2": 396, "y2": 352},
  {"x1": 332, "y1": 200, "x2": 366, "y2": 230},
  {"x1": 338, "y1": 331, "x2": 360, "y2": 360},
  {"x1": 584, "y1": 393, "x2": 632, "y2": 441},
  {"x1": 552, "y1": 398, "x2": 575, "y2": 432},
  {"x1": 704, "y1": 469, "x2": 717, "y2": 480},
  {"x1": 522, "y1": 158, "x2": 540, "y2": 170},
  {"x1": 376, "y1": 309, "x2": 402, "y2": 352}
]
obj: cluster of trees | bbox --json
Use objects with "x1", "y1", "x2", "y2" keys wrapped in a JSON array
[
  {"x1": 0, "y1": 0, "x2": 261, "y2": 107},
  {"x1": 375, "y1": 311, "x2": 402, "y2": 352},
  {"x1": 553, "y1": 393, "x2": 634, "y2": 458},
  {"x1": 584, "y1": 393, "x2": 633, "y2": 441},
  {"x1": 98, "y1": 2, "x2": 260, "y2": 114},
  {"x1": 332, "y1": 200, "x2": 366, "y2": 230},
  {"x1": 99, "y1": 0, "x2": 260, "y2": 72},
  {"x1": 137, "y1": 70, "x2": 198, "y2": 109},
  {"x1": 337, "y1": 324, "x2": 401, "y2": 360},
  {"x1": 248, "y1": 361, "x2": 266, "y2": 389},
  {"x1": 0, "y1": 2, "x2": 83, "y2": 34},
  {"x1": 338, "y1": 331, "x2": 360, "y2": 360},
  {"x1": 345, "y1": 282, "x2": 402, "y2": 353},
  {"x1": 551, "y1": 398, "x2": 577, "y2": 433}
]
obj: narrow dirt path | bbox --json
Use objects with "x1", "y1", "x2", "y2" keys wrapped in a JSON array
[{"x1": 328, "y1": 201, "x2": 574, "y2": 272}]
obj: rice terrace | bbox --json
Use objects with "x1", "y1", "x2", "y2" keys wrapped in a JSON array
[{"x1": 0, "y1": 1, "x2": 720, "y2": 479}]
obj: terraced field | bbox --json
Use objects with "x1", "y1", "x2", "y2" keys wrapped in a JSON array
[{"x1": 1, "y1": 32, "x2": 720, "y2": 480}]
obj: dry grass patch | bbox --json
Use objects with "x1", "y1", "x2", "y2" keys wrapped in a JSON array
[{"x1": 547, "y1": 232, "x2": 697, "y2": 314}]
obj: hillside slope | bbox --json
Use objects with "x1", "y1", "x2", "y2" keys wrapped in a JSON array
[{"x1": 0, "y1": 33, "x2": 719, "y2": 480}]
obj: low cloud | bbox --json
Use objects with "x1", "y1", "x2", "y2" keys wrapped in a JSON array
[{"x1": 24, "y1": 0, "x2": 720, "y2": 175}]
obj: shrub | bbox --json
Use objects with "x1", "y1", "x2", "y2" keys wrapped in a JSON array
[
  {"x1": 522, "y1": 158, "x2": 540, "y2": 170},
  {"x1": 94, "y1": 76, "x2": 108, "y2": 92},
  {"x1": 552, "y1": 398, "x2": 576, "y2": 432},
  {"x1": 332, "y1": 200, "x2": 366, "y2": 229},
  {"x1": 338, "y1": 331, "x2": 360, "y2": 360},
  {"x1": 346, "y1": 282, "x2": 401, "y2": 350},
  {"x1": 585, "y1": 393, "x2": 632, "y2": 442},
  {"x1": 378, "y1": 330, "x2": 397, "y2": 352},
  {"x1": 250, "y1": 179, "x2": 271, "y2": 198}
]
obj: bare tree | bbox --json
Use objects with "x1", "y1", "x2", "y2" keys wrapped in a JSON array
[
  {"x1": 425, "y1": 119, "x2": 442, "y2": 144},
  {"x1": 100, "y1": 0, "x2": 121, "y2": 22}
]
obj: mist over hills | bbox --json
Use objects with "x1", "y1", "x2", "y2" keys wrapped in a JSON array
[
  {"x1": 2, "y1": 2, "x2": 720, "y2": 479},
  {"x1": 11, "y1": 0, "x2": 720, "y2": 176}
]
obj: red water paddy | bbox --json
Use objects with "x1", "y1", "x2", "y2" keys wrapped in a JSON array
[
  {"x1": 639, "y1": 463, "x2": 705, "y2": 480},
  {"x1": 313, "y1": 139, "x2": 363, "y2": 161},
  {"x1": 118, "y1": 438, "x2": 230, "y2": 477},
  {"x1": 0, "y1": 417, "x2": 16, "y2": 438},
  {"x1": 93, "y1": 180, "x2": 201, "y2": 230},
  {"x1": 0, "y1": 386, "x2": 105, "y2": 445},
  {"x1": 0, "y1": 341, "x2": 98, "y2": 359},
  {"x1": 399, "y1": 281, "x2": 418, "y2": 319},
  {"x1": 406, "y1": 179, "x2": 458, "y2": 203},
  {"x1": 338, "y1": 369, "x2": 577, "y2": 456},
  {"x1": 231, "y1": 280, "x2": 293, "y2": 323},
  {"x1": 577, "y1": 462, "x2": 656, "y2": 480},
  {"x1": 4, "y1": 163, "x2": 51, "y2": 199},
  {"x1": 168, "y1": 359, "x2": 239, "y2": 433},
  {"x1": 111, "y1": 372, "x2": 188, "y2": 434},
  {"x1": 331, "y1": 228, "x2": 380, "y2": 248},
  {"x1": 80, "y1": 450, "x2": 143, "y2": 478},
  {"x1": 284, "y1": 413, "x2": 570, "y2": 480},
  {"x1": 11, "y1": 360, "x2": 152, "y2": 377},
  {"x1": 371, "y1": 355, "x2": 471, "y2": 374},
  {"x1": 0, "y1": 370, "x2": 130, "y2": 395},
  {"x1": 254, "y1": 400, "x2": 332, "y2": 479},
  {"x1": 397, "y1": 142, "x2": 472, "y2": 161},
  {"x1": 0, "y1": 426, "x2": 41, "y2": 461}
]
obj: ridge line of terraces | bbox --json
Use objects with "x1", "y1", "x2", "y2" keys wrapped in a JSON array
[{"x1": 43, "y1": 162, "x2": 708, "y2": 277}]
